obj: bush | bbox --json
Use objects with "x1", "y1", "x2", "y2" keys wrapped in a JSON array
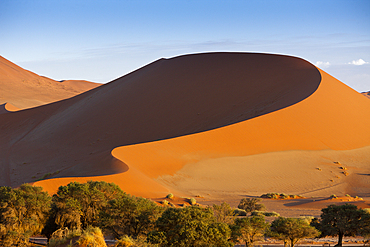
[
  {"x1": 166, "y1": 193, "x2": 174, "y2": 200},
  {"x1": 115, "y1": 235, "x2": 134, "y2": 247},
  {"x1": 189, "y1": 198, "x2": 197, "y2": 205},
  {"x1": 238, "y1": 198, "x2": 266, "y2": 214},
  {"x1": 234, "y1": 208, "x2": 247, "y2": 216},
  {"x1": 48, "y1": 227, "x2": 81, "y2": 247},
  {"x1": 251, "y1": 211, "x2": 280, "y2": 217},
  {"x1": 77, "y1": 226, "x2": 107, "y2": 247}
]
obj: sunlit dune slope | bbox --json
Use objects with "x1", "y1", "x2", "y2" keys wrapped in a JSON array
[
  {"x1": 0, "y1": 55, "x2": 100, "y2": 109},
  {"x1": 1, "y1": 52, "x2": 369, "y2": 198}
]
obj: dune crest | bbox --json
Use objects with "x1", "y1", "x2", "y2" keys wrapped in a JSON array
[{"x1": 0, "y1": 55, "x2": 100, "y2": 109}]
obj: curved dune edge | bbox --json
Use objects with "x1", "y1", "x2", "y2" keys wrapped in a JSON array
[
  {"x1": 34, "y1": 69, "x2": 370, "y2": 197},
  {"x1": 0, "y1": 103, "x2": 20, "y2": 114}
]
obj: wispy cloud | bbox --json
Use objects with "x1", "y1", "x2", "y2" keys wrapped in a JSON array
[
  {"x1": 315, "y1": 61, "x2": 331, "y2": 68},
  {"x1": 348, "y1": 59, "x2": 368, "y2": 66}
]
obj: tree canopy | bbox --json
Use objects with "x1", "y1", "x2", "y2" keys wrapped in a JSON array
[
  {"x1": 42, "y1": 181, "x2": 124, "y2": 238},
  {"x1": 231, "y1": 215, "x2": 269, "y2": 247},
  {"x1": 0, "y1": 184, "x2": 51, "y2": 247},
  {"x1": 147, "y1": 206, "x2": 233, "y2": 246},
  {"x1": 238, "y1": 198, "x2": 266, "y2": 215},
  {"x1": 312, "y1": 204, "x2": 370, "y2": 246},
  {"x1": 270, "y1": 217, "x2": 319, "y2": 247},
  {"x1": 100, "y1": 194, "x2": 163, "y2": 238}
]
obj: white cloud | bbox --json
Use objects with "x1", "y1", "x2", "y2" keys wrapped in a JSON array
[
  {"x1": 315, "y1": 61, "x2": 331, "y2": 68},
  {"x1": 348, "y1": 59, "x2": 368, "y2": 66}
]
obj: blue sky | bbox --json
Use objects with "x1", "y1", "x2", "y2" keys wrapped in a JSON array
[{"x1": 1, "y1": 0, "x2": 369, "y2": 92}]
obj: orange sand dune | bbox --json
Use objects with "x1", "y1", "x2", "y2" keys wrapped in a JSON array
[
  {"x1": 0, "y1": 55, "x2": 100, "y2": 109},
  {"x1": 1, "y1": 53, "x2": 369, "y2": 200}
]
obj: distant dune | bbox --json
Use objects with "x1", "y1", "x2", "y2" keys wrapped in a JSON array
[
  {"x1": 0, "y1": 55, "x2": 100, "y2": 109},
  {"x1": 362, "y1": 91, "x2": 370, "y2": 99},
  {"x1": 1, "y1": 52, "x2": 369, "y2": 201}
]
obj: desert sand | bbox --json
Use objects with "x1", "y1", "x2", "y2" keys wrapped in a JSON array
[
  {"x1": 1, "y1": 52, "x2": 369, "y2": 215},
  {"x1": 0, "y1": 55, "x2": 100, "y2": 109}
]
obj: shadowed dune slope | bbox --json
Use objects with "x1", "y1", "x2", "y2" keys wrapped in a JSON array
[
  {"x1": 0, "y1": 55, "x2": 100, "y2": 109},
  {"x1": 0, "y1": 53, "x2": 321, "y2": 191}
]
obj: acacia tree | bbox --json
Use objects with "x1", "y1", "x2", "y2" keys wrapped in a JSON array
[
  {"x1": 231, "y1": 215, "x2": 269, "y2": 247},
  {"x1": 238, "y1": 198, "x2": 266, "y2": 215},
  {"x1": 270, "y1": 217, "x2": 319, "y2": 247},
  {"x1": 212, "y1": 202, "x2": 236, "y2": 225},
  {"x1": 42, "y1": 181, "x2": 124, "y2": 239},
  {"x1": 313, "y1": 204, "x2": 369, "y2": 246},
  {"x1": 100, "y1": 194, "x2": 164, "y2": 238},
  {"x1": 0, "y1": 184, "x2": 51, "y2": 247},
  {"x1": 147, "y1": 206, "x2": 233, "y2": 246}
]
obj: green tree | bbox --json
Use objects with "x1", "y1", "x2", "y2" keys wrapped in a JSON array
[
  {"x1": 270, "y1": 217, "x2": 319, "y2": 247},
  {"x1": 42, "y1": 181, "x2": 124, "y2": 239},
  {"x1": 147, "y1": 206, "x2": 233, "y2": 246},
  {"x1": 100, "y1": 194, "x2": 163, "y2": 238},
  {"x1": 0, "y1": 184, "x2": 51, "y2": 247},
  {"x1": 313, "y1": 204, "x2": 369, "y2": 246},
  {"x1": 211, "y1": 202, "x2": 236, "y2": 224},
  {"x1": 238, "y1": 198, "x2": 266, "y2": 215},
  {"x1": 231, "y1": 215, "x2": 269, "y2": 247}
]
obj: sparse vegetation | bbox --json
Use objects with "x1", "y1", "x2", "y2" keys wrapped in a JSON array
[
  {"x1": 35, "y1": 170, "x2": 60, "y2": 181},
  {"x1": 189, "y1": 197, "x2": 197, "y2": 205},
  {"x1": 2, "y1": 181, "x2": 369, "y2": 247},
  {"x1": 261, "y1": 193, "x2": 303, "y2": 199},
  {"x1": 238, "y1": 198, "x2": 266, "y2": 215},
  {"x1": 251, "y1": 210, "x2": 280, "y2": 217},
  {"x1": 165, "y1": 193, "x2": 174, "y2": 200}
]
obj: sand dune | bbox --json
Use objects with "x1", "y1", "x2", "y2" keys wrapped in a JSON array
[
  {"x1": 0, "y1": 55, "x2": 100, "y2": 109},
  {"x1": 1, "y1": 52, "x2": 369, "y2": 201},
  {"x1": 362, "y1": 91, "x2": 370, "y2": 99}
]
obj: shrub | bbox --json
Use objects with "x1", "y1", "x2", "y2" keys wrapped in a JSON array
[
  {"x1": 238, "y1": 198, "x2": 266, "y2": 214},
  {"x1": 48, "y1": 227, "x2": 81, "y2": 247},
  {"x1": 251, "y1": 211, "x2": 280, "y2": 217},
  {"x1": 115, "y1": 235, "x2": 134, "y2": 247},
  {"x1": 189, "y1": 198, "x2": 197, "y2": 205},
  {"x1": 234, "y1": 208, "x2": 247, "y2": 216},
  {"x1": 77, "y1": 226, "x2": 107, "y2": 247},
  {"x1": 264, "y1": 211, "x2": 280, "y2": 217},
  {"x1": 166, "y1": 193, "x2": 174, "y2": 200}
]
